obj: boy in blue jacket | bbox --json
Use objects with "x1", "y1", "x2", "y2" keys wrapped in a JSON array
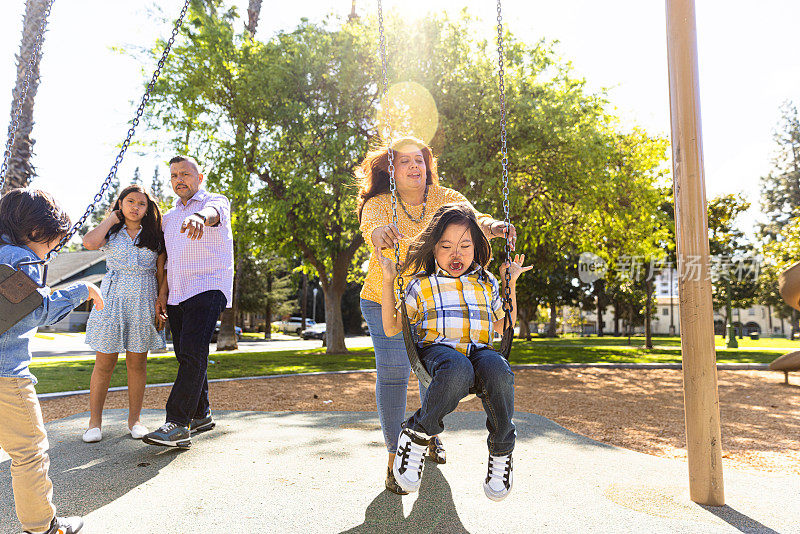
[{"x1": 0, "y1": 189, "x2": 102, "y2": 534}]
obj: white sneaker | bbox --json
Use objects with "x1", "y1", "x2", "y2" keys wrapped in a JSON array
[
  {"x1": 129, "y1": 423, "x2": 149, "y2": 440},
  {"x1": 82, "y1": 427, "x2": 102, "y2": 443},
  {"x1": 392, "y1": 427, "x2": 431, "y2": 493},
  {"x1": 483, "y1": 453, "x2": 513, "y2": 501}
]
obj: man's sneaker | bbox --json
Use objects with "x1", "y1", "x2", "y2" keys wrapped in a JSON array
[
  {"x1": 25, "y1": 515, "x2": 83, "y2": 534},
  {"x1": 483, "y1": 453, "x2": 513, "y2": 501},
  {"x1": 392, "y1": 427, "x2": 431, "y2": 493},
  {"x1": 142, "y1": 422, "x2": 191, "y2": 449},
  {"x1": 190, "y1": 413, "x2": 215, "y2": 434}
]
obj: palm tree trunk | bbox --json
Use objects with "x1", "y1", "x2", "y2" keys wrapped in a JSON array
[
  {"x1": 5, "y1": 0, "x2": 50, "y2": 191},
  {"x1": 245, "y1": 0, "x2": 263, "y2": 36}
]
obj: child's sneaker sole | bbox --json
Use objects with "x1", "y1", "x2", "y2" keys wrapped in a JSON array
[{"x1": 483, "y1": 480, "x2": 513, "y2": 501}]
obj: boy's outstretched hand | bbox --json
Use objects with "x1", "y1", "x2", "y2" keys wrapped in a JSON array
[
  {"x1": 374, "y1": 246, "x2": 398, "y2": 281},
  {"x1": 500, "y1": 254, "x2": 532, "y2": 284},
  {"x1": 85, "y1": 282, "x2": 104, "y2": 311}
]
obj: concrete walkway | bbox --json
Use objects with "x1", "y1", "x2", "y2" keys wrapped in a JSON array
[
  {"x1": 1, "y1": 410, "x2": 797, "y2": 533},
  {"x1": 30, "y1": 333, "x2": 374, "y2": 359}
]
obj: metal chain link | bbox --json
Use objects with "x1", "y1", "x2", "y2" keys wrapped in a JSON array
[
  {"x1": 0, "y1": 0, "x2": 55, "y2": 192},
  {"x1": 377, "y1": 0, "x2": 403, "y2": 295},
  {"x1": 496, "y1": 0, "x2": 513, "y2": 313},
  {"x1": 47, "y1": 0, "x2": 191, "y2": 260}
]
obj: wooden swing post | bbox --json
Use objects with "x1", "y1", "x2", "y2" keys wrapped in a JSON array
[{"x1": 665, "y1": 0, "x2": 724, "y2": 506}]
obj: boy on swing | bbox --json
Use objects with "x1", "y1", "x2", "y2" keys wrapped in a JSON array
[{"x1": 376, "y1": 202, "x2": 530, "y2": 501}]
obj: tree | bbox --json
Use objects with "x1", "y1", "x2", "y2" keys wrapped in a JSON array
[
  {"x1": 760, "y1": 218, "x2": 800, "y2": 335},
  {"x1": 707, "y1": 193, "x2": 759, "y2": 343},
  {"x1": 3, "y1": 0, "x2": 50, "y2": 191},
  {"x1": 237, "y1": 254, "x2": 295, "y2": 338},
  {"x1": 150, "y1": 166, "x2": 171, "y2": 212},
  {"x1": 760, "y1": 101, "x2": 800, "y2": 240},
  {"x1": 145, "y1": 0, "x2": 270, "y2": 350},
  {"x1": 77, "y1": 174, "x2": 119, "y2": 236},
  {"x1": 254, "y1": 19, "x2": 376, "y2": 353},
  {"x1": 131, "y1": 166, "x2": 142, "y2": 185},
  {"x1": 585, "y1": 130, "x2": 671, "y2": 347}
]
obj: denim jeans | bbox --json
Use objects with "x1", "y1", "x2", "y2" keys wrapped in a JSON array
[
  {"x1": 165, "y1": 290, "x2": 227, "y2": 426},
  {"x1": 360, "y1": 298, "x2": 426, "y2": 453},
  {"x1": 406, "y1": 344, "x2": 516, "y2": 456}
]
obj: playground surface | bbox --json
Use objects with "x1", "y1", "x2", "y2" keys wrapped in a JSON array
[
  {"x1": 38, "y1": 368, "x2": 800, "y2": 475},
  {"x1": 1, "y1": 409, "x2": 798, "y2": 533}
]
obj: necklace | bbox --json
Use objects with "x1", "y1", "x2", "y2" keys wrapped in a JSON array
[{"x1": 398, "y1": 184, "x2": 428, "y2": 223}]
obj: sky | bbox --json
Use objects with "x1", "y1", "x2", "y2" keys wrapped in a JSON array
[{"x1": 1, "y1": 0, "x2": 798, "y2": 237}]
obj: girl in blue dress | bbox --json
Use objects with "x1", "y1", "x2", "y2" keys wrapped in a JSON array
[{"x1": 81, "y1": 184, "x2": 167, "y2": 442}]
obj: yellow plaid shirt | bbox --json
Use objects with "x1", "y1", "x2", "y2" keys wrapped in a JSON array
[{"x1": 403, "y1": 264, "x2": 505, "y2": 356}]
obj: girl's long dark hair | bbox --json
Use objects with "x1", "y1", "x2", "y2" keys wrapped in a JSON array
[
  {"x1": 0, "y1": 188, "x2": 71, "y2": 247},
  {"x1": 356, "y1": 136, "x2": 439, "y2": 222},
  {"x1": 401, "y1": 203, "x2": 492, "y2": 277},
  {"x1": 106, "y1": 184, "x2": 165, "y2": 254}
]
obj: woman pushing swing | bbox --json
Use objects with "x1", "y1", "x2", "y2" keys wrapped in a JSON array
[
  {"x1": 375, "y1": 202, "x2": 530, "y2": 500},
  {"x1": 356, "y1": 137, "x2": 517, "y2": 494}
]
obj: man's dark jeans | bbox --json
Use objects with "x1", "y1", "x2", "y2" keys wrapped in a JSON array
[{"x1": 166, "y1": 290, "x2": 227, "y2": 426}]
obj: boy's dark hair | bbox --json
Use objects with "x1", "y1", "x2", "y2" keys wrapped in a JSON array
[
  {"x1": 105, "y1": 184, "x2": 165, "y2": 254},
  {"x1": 401, "y1": 202, "x2": 492, "y2": 276},
  {"x1": 0, "y1": 188, "x2": 71, "y2": 248}
]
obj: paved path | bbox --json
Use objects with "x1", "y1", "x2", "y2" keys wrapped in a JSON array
[
  {"x1": 30, "y1": 333, "x2": 374, "y2": 359},
  {"x1": 1, "y1": 410, "x2": 796, "y2": 533}
]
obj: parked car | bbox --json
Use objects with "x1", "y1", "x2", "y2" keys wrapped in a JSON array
[
  {"x1": 211, "y1": 321, "x2": 242, "y2": 342},
  {"x1": 301, "y1": 322, "x2": 326, "y2": 340},
  {"x1": 276, "y1": 317, "x2": 318, "y2": 335}
]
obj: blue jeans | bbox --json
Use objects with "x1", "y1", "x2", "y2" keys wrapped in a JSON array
[
  {"x1": 166, "y1": 290, "x2": 227, "y2": 426},
  {"x1": 406, "y1": 344, "x2": 516, "y2": 456},
  {"x1": 360, "y1": 298, "x2": 426, "y2": 453}
]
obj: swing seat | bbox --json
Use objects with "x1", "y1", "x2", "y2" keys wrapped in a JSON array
[
  {"x1": 400, "y1": 299, "x2": 513, "y2": 401},
  {"x1": 0, "y1": 264, "x2": 44, "y2": 336}
]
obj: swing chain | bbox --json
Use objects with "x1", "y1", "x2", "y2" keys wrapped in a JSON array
[
  {"x1": 47, "y1": 0, "x2": 191, "y2": 260},
  {"x1": 496, "y1": 0, "x2": 513, "y2": 313},
  {"x1": 0, "y1": 0, "x2": 55, "y2": 192},
  {"x1": 377, "y1": 0, "x2": 403, "y2": 296}
]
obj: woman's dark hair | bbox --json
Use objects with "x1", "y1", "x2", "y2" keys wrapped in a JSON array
[
  {"x1": 0, "y1": 188, "x2": 71, "y2": 247},
  {"x1": 106, "y1": 184, "x2": 165, "y2": 253},
  {"x1": 356, "y1": 136, "x2": 439, "y2": 222},
  {"x1": 401, "y1": 202, "x2": 492, "y2": 276}
]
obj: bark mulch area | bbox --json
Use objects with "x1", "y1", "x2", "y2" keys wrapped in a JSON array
[{"x1": 40, "y1": 368, "x2": 800, "y2": 476}]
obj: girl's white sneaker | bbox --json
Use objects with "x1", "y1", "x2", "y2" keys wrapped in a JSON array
[
  {"x1": 483, "y1": 453, "x2": 513, "y2": 501},
  {"x1": 129, "y1": 423, "x2": 149, "y2": 440},
  {"x1": 82, "y1": 427, "x2": 102, "y2": 443}
]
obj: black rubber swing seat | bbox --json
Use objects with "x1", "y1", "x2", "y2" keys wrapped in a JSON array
[{"x1": 399, "y1": 299, "x2": 514, "y2": 393}]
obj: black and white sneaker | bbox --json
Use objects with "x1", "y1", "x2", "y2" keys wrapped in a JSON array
[
  {"x1": 483, "y1": 453, "x2": 513, "y2": 501},
  {"x1": 25, "y1": 516, "x2": 84, "y2": 534},
  {"x1": 190, "y1": 413, "x2": 215, "y2": 434},
  {"x1": 392, "y1": 427, "x2": 431, "y2": 493},
  {"x1": 142, "y1": 422, "x2": 191, "y2": 449}
]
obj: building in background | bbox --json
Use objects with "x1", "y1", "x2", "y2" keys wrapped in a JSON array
[
  {"x1": 566, "y1": 269, "x2": 788, "y2": 337},
  {"x1": 39, "y1": 250, "x2": 106, "y2": 332}
]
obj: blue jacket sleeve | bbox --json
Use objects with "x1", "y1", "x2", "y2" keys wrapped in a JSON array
[
  {"x1": 29, "y1": 284, "x2": 89, "y2": 327},
  {"x1": 20, "y1": 261, "x2": 90, "y2": 326}
]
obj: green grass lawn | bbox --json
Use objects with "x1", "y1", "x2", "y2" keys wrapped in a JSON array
[{"x1": 29, "y1": 335, "x2": 792, "y2": 394}]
